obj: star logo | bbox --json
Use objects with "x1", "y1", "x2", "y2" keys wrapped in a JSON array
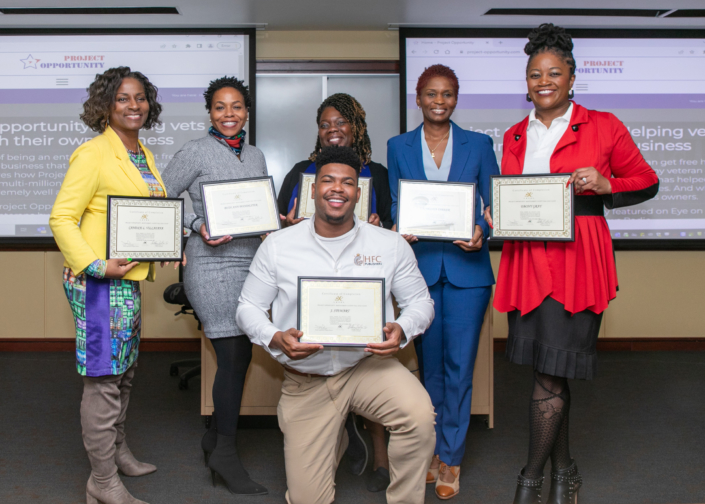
[{"x1": 20, "y1": 54, "x2": 40, "y2": 69}]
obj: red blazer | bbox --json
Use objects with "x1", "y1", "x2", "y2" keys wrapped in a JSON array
[{"x1": 494, "y1": 102, "x2": 659, "y2": 315}]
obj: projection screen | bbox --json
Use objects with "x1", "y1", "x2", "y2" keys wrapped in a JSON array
[
  {"x1": 401, "y1": 28, "x2": 705, "y2": 249},
  {"x1": 0, "y1": 29, "x2": 255, "y2": 243}
]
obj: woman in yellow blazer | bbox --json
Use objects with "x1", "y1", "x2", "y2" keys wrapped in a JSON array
[{"x1": 50, "y1": 67, "x2": 166, "y2": 504}]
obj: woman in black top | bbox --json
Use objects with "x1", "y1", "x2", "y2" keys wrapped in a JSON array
[{"x1": 277, "y1": 93, "x2": 393, "y2": 230}]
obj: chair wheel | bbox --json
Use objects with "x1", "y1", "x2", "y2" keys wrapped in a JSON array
[
  {"x1": 169, "y1": 364, "x2": 179, "y2": 376},
  {"x1": 179, "y1": 379, "x2": 188, "y2": 390}
]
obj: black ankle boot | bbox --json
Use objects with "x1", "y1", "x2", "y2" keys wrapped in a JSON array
[
  {"x1": 547, "y1": 460, "x2": 581, "y2": 504},
  {"x1": 201, "y1": 412, "x2": 217, "y2": 466},
  {"x1": 208, "y1": 434, "x2": 268, "y2": 495},
  {"x1": 513, "y1": 470, "x2": 544, "y2": 504}
]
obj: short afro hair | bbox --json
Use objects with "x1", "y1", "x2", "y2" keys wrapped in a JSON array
[
  {"x1": 203, "y1": 76, "x2": 251, "y2": 111},
  {"x1": 80, "y1": 66, "x2": 162, "y2": 133},
  {"x1": 415, "y1": 64, "x2": 459, "y2": 97},
  {"x1": 525, "y1": 23, "x2": 576, "y2": 76},
  {"x1": 314, "y1": 146, "x2": 361, "y2": 178}
]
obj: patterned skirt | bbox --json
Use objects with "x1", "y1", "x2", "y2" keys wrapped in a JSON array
[{"x1": 62, "y1": 267, "x2": 141, "y2": 377}]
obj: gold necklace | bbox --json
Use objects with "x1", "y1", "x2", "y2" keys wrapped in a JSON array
[{"x1": 427, "y1": 128, "x2": 450, "y2": 159}]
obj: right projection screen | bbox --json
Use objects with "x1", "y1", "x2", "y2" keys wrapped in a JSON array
[{"x1": 402, "y1": 29, "x2": 705, "y2": 245}]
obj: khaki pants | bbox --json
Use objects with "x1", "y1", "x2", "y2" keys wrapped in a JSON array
[{"x1": 279, "y1": 355, "x2": 436, "y2": 504}]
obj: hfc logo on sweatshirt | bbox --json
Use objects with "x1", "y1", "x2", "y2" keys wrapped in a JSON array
[{"x1": 354, "y1": 253, "x2": 382, "y2": 266}]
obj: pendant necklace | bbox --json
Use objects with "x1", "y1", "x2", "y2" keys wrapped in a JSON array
[{"x1": 427, "y1": 128, "x2": 450, "y2": 159}]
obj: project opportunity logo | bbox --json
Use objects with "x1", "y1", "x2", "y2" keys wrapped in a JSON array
[
  {"x1": 576, "y1": 60, "x2": 625, "y2": 74},
  {"x1": 20, "y1": 54, "x2": 40, "y2": 69},
  {"x1": 20, "y1": 53, "x2": 105, "y2": 70}
]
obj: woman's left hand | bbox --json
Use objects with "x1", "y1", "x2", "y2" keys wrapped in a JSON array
[
  {"x1": 568, "y1": 167, "x2": 612, "y2": 195},
  {"x1": 367, "y1": 213, "x2": 381, "y2": 227},
  {"x1": 453, "y1": 225, "x2": 484, "y2": 252},
  {"x1": 160, "y1": 253, "x2": 187, "y2": 269}
]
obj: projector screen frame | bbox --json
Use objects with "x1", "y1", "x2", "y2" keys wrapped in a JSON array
[
  {"x1": 0, "y1": 27, "x2": 256, "y2": 248},
  {"x1": 400, "y1": 27, "x2": 705, "y2": 251}
]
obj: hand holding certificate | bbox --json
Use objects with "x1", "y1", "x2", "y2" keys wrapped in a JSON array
[
  {"x1": 489, "y1": 174, "x2": 574, "y2": 241},
  {"x1": 201, "y1": 176, "x2": 281, "y2": 240},
  {"x1": 107, "y1": 196, "x2": 184, "y2": 261},
  {"x1": 396, "y1": 180, "x2": 476, "y2": 241},
  {"x1": 297, "y1": 277, "x2": 385, "y2": 346}
]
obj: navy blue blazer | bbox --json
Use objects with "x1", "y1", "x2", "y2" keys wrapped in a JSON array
[{"x1": 387, "y1": 121, "x2": 498, "y2": 288}]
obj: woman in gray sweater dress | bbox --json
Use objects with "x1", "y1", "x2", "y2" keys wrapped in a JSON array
[{"x1": 162, "y1": 76, "x2": 267, "y2": 496}]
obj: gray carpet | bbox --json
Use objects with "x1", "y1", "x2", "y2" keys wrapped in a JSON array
[{"x1": 1, "y1": 351, "x2": 704, "y2": 503}]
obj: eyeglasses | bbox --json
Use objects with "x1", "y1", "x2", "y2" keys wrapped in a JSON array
[{"x1": 319, "y1": 119, "x2": 348, "y2": 130}]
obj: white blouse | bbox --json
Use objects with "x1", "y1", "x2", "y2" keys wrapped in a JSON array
[{"x1": 522, "y1": 103, "x2": 573, "y2": 175}]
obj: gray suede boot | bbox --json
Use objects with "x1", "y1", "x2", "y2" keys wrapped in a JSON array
[
  {"x1": 82, "y1": 372, "x2": 149, "y2": 504},
  {"x1": 113, "y1": 364, "x2": 156, "y2": 477}
]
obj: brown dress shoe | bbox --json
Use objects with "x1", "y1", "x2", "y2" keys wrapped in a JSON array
[
  {"x1": 435, "y1": 463, "x2": 460, "y2": 500},
  {"x1": 426, "y1": 454, "x2": 441, "y2": 484}
]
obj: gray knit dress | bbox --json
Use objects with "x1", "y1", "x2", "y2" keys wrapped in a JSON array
[{"x1": 161, "y1": 135, "x2": 268, "y2": 339}]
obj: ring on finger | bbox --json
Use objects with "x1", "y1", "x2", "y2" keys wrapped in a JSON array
[{"x1": 581, "y1": 177, "x2": 588, "y2": 184}]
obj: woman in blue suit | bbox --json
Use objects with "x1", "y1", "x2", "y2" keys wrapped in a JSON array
[{"x1": 387, "y1": 64, "x2": 498, "y2": 500}]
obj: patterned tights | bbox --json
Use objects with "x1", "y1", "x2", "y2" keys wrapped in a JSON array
[{"x1": 523, "y1": 371, "x2": 573, "y2": 479}]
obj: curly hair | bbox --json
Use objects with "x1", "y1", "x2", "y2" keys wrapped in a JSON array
[
  {"x1": 80, "y1": 67, "x2": 162, "y2": 133},
  {"x1": 203, "y1": 76, "x2": 251, "y2": 111},
  {"x1": 309, "y1": 93, "x2": 372, "y2": 165},
  {"x1": 415, "y1": 64, "x2": 460, "y2": 97},
  {"x1": 525, "y1": 23, "x2": 576, "y2": 75},
  {"x1": 314, "y1": 146, "x2": 362, "y2": 177}
]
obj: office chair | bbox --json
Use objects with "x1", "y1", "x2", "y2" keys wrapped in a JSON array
[{"x1": 164, "y1": 243, "x2": 202, "y2": 390}]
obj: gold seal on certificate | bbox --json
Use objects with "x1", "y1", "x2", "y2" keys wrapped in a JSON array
[
  {"x1": 295, "y1": 173, "x2": 372, "y2": 222},
  {"x1": 297, "y1": 277, "x2": 385, "y2": 346},
  {"x1": 396, "y1": 179, "x2": 476, "y2": 241},
  {"x1": 200, "y1": 176, "x2": 281, "y2": 239},
  {"x1": 107, "y1": 196, "x2": 184, "y2": 261},
  {"x1": 490, "y1": 174, "x2": 574, "y2": 241}
]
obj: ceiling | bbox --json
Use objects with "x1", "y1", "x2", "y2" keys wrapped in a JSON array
[{"x1": 0, "y1": 0, "x2": 704, "y2": 30}]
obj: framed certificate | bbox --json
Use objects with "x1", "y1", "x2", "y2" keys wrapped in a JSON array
[
  {"x1": 107, "y1": 196, "x2": 184, "y2": 261},
  {"x1": 294, "y1": 172, "x2": 372, "y2": 222},
  {"x1": 490, "y1": 174, "x2": 574, "y2": 241},
  {"x1": 396, "y1": 179, "x2": 476, "y2": 241},
  {"x1": 297, "y1": 277, "x2": 386, "y2": 347},
  {"x1": 200, "y1": 176, "x2": 281, "y2": 239}
]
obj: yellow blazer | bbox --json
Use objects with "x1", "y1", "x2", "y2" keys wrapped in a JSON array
[{"x1": 49, "y1": 126, "x2": 167, "y2": 281}]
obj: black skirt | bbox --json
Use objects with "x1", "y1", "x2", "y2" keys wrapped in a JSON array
[{"x1": 506, "y1": 297, "x2": 603, "y2": 380}]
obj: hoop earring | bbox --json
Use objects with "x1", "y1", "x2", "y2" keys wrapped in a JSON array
[
  {"x1": 526, "y1": 93, "x2": 532, "y2": 103},
  {"x1": 569, "y1": 89, "x2": 575, "y2": 99}
]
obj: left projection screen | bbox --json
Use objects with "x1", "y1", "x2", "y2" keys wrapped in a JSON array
[{"x1": 0, "y1": 31, "x2": 251, "y2": 239}]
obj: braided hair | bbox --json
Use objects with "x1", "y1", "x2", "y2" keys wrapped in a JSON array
[
  {"x1": 309, "y1": 93, "x2": 372, "y2": 165},
  {"x1": 524, "y1": 23, "x2": 576, "y2": 75}
]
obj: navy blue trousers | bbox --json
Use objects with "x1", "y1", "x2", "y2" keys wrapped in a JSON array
[{"x1": 414, "y1": 264, "x2": 491, "y2": 466}]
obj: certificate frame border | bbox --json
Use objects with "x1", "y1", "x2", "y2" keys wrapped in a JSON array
[
  {"x1": 489, "y1": 173, "x2": 575, "y2": 242},
  {"x1": 106, "y1": 195, "x2": 184, "y2": 262},
  {"x1": 294, "y1": 173, "x2": 372, "y2": 222},
  {"x1": 396, "y1": 179, "x2": 476, "y2": 242},
  {"x1": 296, "y1": 276, "x2": 386, "y2": 347},
  {"x1": 200, "y1": 175, "x2": 282, "y2": 240},
  {"x1": 294, "y1": 172, "x2": 316, "y2": 220}
]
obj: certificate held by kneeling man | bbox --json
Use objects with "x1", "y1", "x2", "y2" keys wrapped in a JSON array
[
  {"x1": 297, "y1": 277, "x2": 385, "y2": 346},
  {"x1": 235, "y1": 146, "x2": 435, "y2": 504}
]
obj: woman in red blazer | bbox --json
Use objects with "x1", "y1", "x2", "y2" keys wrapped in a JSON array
[{"x1": 488, "y1": 25, "x2": 659, "y2": 504}]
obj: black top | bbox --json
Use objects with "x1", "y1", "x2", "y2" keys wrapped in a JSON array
[{"x1": 277, "y1": 159, "x2": 394, "y2": 230}]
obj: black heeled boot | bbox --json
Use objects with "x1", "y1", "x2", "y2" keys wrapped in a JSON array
[
  {"x1": 513, "y1": 470, "x2": 544, "y2": 504},
  {"x1": 547, "y1": 460, "x2": 581, "y2": 504},
  {"x1": 201, "y1": 412, "x2": 217, "y2": 467},
  {"x1": 208, "y1": 433, "x2": 268, "y2": 495}
]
